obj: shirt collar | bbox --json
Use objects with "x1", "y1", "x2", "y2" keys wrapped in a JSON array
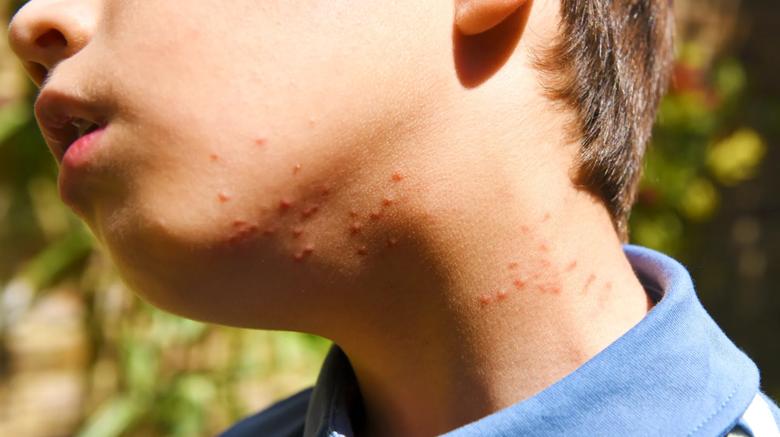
[{"x1": 303, "y1": 245, "x2": 760, "y2": 437}]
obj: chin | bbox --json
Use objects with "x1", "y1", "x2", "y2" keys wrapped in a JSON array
[{"x1": 99, "y1": 216, "x2": 304, "y2": 328}]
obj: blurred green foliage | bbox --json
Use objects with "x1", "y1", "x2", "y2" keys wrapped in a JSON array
[{"x1": 631, "y1": 54, "x2": 767, "y2": 255}]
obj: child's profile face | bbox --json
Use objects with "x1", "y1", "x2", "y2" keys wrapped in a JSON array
[{"x1": 11, "y1": 0, "x2": 453, "y2": 327}]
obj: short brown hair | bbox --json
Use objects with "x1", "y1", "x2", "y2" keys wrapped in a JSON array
[{"x1": 538, "y1": 1, "x2": 675, "y2": 239}]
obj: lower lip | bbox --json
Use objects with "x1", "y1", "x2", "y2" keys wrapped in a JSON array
[
  {"x1": 62, "y1": 126, "x2": 106, "y2": 169},
  {"x1": 58, "y1": 126, "x2": 107, "y2": 215}
]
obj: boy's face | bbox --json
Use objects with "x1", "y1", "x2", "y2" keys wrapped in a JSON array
[{"x1": 10, "y1": 0, "x2": 457, "y2": 327}]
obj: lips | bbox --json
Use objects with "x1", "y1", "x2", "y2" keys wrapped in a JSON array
[{"x1": 34, "y1": 88, "x2": 108, "y2": 163}]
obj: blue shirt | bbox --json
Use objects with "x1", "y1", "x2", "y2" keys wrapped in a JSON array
[{"x1": 222, "y1": 246, "x2": 780, "y2": 436}]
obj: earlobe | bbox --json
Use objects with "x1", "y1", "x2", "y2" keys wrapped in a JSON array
[{"x1": 455, "y1": 0, "x2": 529, "y2": 36}]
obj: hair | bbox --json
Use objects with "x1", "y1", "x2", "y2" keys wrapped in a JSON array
[{"x1": 538, "y1": 0, "x2": 675, "y2": 240}]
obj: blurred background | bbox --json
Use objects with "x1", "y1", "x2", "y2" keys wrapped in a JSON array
[{"x1": 1, "y1": 0, "x2": 778, "y2": 435}]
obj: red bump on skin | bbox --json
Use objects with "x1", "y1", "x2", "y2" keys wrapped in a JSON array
[
  {"x1": 565, "y1": 260, "x2": 578, "y2": 272},
  {"x1": 218, "y1": 192, "x2": 232, "y2": 203},
  {"x1": 262, "y1": 227, "x2": 277, "y2": 237},
  {"x1": 582, "y1": 274, "x2": 597, "y2": 294},
  {"x1": 391, "y1": 172, "x2": 404, "y2": 182},
  {"x1": 520, "y1": 225, "x2": 530, "y2": 234},
  {"x1": 302, "y1": 205, "x2": 320, "y2": 219},
  {"x1": 279, "y1": 199, "x2": 293, "y2": 212},
  {"x1": 255, "y1": 137, "x2": 268, "y2": 147},
  {"x1": 479, "y1": 294, "x2": 494, "y2": 306},
  {"x1": 349, "y1": 222, "x2": 363, "y2": 235},
  {"x1": 497, "y1": 290, "x2": 508, "y2": 301},
  {"x1": 369, "y1": 210, "x2": 382, "y2": 221},
  {"x1": 292, "y1": 227, "x2": 304, "y2": 238},
  {"x1": 349, "y1": 209, "x2": 360, "y2": 218},
  {"x1": 209, "y1": 153, "x2": 220, "y2": 162},
  {"x1": 356, "y1": 246, "x2": 368, "y2": 256},
  {"x1": 542, "y1": 213, "x2": 551, "y2": 222},
  {"x1": 539, "y1": 243, "x2": 550, "y2": 252},
  {"x1": 508, "y1": 262, "x2": 519, "y2": 270},
  {"x1": 513, "y1": 278, "x2": 526, "y2": 290},
  {"x1": 293, "y1": 163, "x2": 302, "y2": 175},
  {"x1": 382, "y1": 197, "x2": 394, "y2": 207},
  {"x1": 228, "y1": 220, "x2": 259, "y2": 245},
  {"x1": 319, "y1": 185, "x2": 332, "y2": 196},
  {"x1": 293, "y1": 244, "x2": 316, "y2": 262}
]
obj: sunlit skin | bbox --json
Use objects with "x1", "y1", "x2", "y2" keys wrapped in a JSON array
[{"x1": 9, "y1": 1, "x2": 653, "y2": 436}]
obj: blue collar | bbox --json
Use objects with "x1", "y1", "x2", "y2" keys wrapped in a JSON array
[{"x1": 302, "y1": 246, "x2": 760, "y2": 437}]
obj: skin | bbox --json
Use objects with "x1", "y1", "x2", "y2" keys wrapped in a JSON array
[{"x1": 9, "y1": 1, "x2": 653, "y2": 436}]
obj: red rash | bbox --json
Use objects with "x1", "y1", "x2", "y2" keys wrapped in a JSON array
[
  {"x1": 292, "y1": 227, "x2": 304, "y2": 238},
  {"x1": 293, "y1": 164, "x2": 302, "y2": 175},
  {"x1": 479, "y1": 295, "x2": 494, "y2": 306},
  {"x1": 565, "y1": 260, "x2": 578, "y2": 272},
  {"x1": 218, "y1": 192, "x2": 231, "y2": 203},
  {"x1": 228, "y1": 220, "x2": 259, "y2": 245},
  {"x1": 391, "y1": 172, "x2": 404, "y2": 182},
  {"x1": 582, "y1": 274, "x2": 597, "y2": 294},
  {"x1": 350, "y1": 222, "x2": 363, "y2": 235},
  {"x1": 293, "y1": 244, "x2": 316, "y2": 262},
  {"x1": 369, "y1": 211, "x2": 382, "y2": 221},
  {"x1": 497, "y1": 290, "x2": 508, "y2": 301},
  {"x1": 357, "y1": 246, "x2": 368, "y2": 256},
  {"x1": 508, "y1": 262, "x2": 519, "y2": 270},
  {"x1": 279, "y1": 199, "x2": 293, "y2": 212},
  {"x1": 209, "y1": 153, "x2": 219, "y2": 162},
  {"x1": 255, "y1": 138, "x2": 267, "y2": 147},
  {"x1": 513, "y1": 278, "x2": 526, "y2": 290},
  {"x1": 382, "y1": 197, "x2": 394, "y2": 207},
  {"x1": 301, "y1": 205, "x2": 319, "y2": 219}
]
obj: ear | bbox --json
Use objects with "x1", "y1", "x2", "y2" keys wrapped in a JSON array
[{"x1": 455, "y1": 0, "x2": 529, "y2": 35}]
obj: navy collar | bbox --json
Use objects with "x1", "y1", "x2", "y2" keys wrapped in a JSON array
[{"x1": 303, "y1": 246, "x2": 760, "y2": 436}]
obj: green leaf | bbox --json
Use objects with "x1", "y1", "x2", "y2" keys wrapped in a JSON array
[
  {"x1": 77, "y1": 395, "x2": 145, "y2": 437},
  {"x1": 11, "y1": 225, "x2": 94, "y2": 290},
  {"x1": 0, "y1": 101, "x2": 31, "y2": 144}
]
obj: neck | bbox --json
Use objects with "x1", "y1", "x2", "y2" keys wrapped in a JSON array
[{"x1": 323, "y1": 156, "x2": 653, "y2": 437}]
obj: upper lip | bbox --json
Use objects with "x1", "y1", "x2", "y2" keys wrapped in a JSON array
[{"x1": 34, "y1": 88, "x2": 108, "y2": 162}]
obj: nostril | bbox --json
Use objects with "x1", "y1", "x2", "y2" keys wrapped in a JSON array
[{"x1": 34, "y1": 29, "x2": 68, "y2": 49}]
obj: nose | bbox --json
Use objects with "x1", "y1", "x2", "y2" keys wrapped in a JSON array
[{"x1": 7, "y1": 0, "x2": 98, "y2": 86}]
